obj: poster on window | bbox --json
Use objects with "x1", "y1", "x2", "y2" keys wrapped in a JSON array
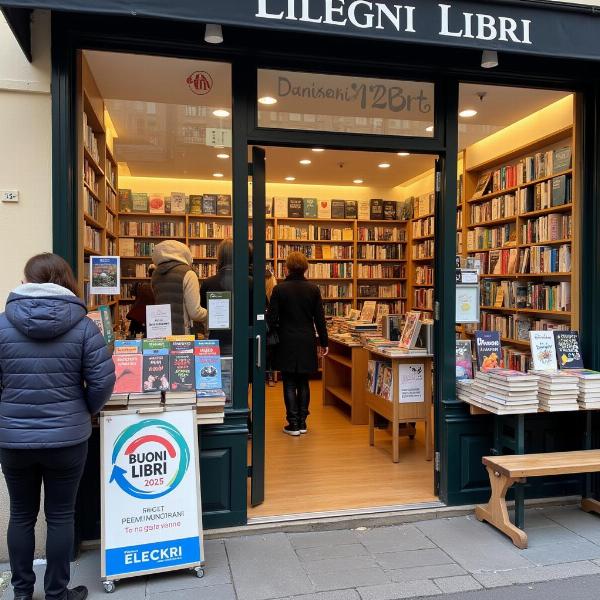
[
  {"x1": 398, "y1": 363, "x2": 425, "y2": 403},
  {"x1": 90, "y1": 256, "x2": 120, "y2": 295}
]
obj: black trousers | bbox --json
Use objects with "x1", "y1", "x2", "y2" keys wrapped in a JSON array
[
  {"x1": 282, "y1": 372, "x2": 310, "y2": 428},
  {"x1": 0, "y1": 441, "x2": 88, "y2": 600}
]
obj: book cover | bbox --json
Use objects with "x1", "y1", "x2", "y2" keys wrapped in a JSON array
[
  {"x1": 288, "y1": 197, "x2": 304, "y2": 218},
  {"x1": 303, "y1": 198, "x2": 318, "y2": 218},
  {"x1": 86, "y1": 311, "x2": 104, "y2": 338},
  {"x1": 132, "y1": 192, "x2": 149, "y2": 213},
  {"x1": 119, "y1": 238, "x2": 134, "y2": 257},
  {"x1": 344, "y1": 200, "x2": 358, "y2": 219},
  {"x1": 118, "y1": 189, "x2": 132, "y2": 213},
  {"x1": 379, "y1": 365, "x2": 393, "y2": 400},
  {"x1": 529, "y1": 330, "x2": 558, "y2": 371},
  {"x1": 367, "y1": 360, "x2": 379, "y2": 393},
  {"x1": 553, "y1": 146, "x2": 572, "y2": 173},
  {"x1": 554, "y1": 330, "x2": 584, "y2": 369},
  {"x1": 382, "y1": 200, "x2": 397, "y2": 221},
  {"x1": 357, "y1": 199, "x2": 370, "y2": 220},
  {"x1": 474, "y1": 331, "x2": 502, "y2": 370},
  {"x1": 399, "y1": 311, "x2": 422, "y2": 349},
  {"x1": 148, "y1": 194, "x2": 165, "y2": 214},
  {"x1": 216, "y1": 195, "x2": 232, "y2": 216},
  {"x1": 265, "y1": 197, "x2": 274, "y2": 217},
  {"x1": 170, "y1": 192, "x2": 187, "y2": 214},
  {"x1": 142, "y1": 338, "x2": 170, "y2": 355},
  {"x1": 164, "y1": 196, "x2": 172, "y2": 214},
  {"x1": 331, "y1": 200, "x2": 346, "y2": 219},
  {"x1": 359, "y1": 300, "x2": 377, "y2": 323},
  {"x1": 189, "y1": 195, "x2": 203, "y2": 215},
  {"x1": 455, "y1": 340, "x2": 473, "y2": 380},
  {"x1": 274, "y1": 197, "x2": 288, "y2": 218},
  {"x1": 551, "y1": 175, "x2": 568, "y2": 206},
  {"x1": 317, "y1": 200, "x2": 331, "y2": 219},
  {"x1": 194, "y1": 340, "x2": 222, "y2": 389},
  {"x1": 397, "y1": 198, "x2": 414, "y2": 220},
  {"x1": 369, "y1": 199, "x2": 384, "y2": 220},
  {"x1": 202, "y1": 194, "x2": 218, "y2": 215},
  {"x1": 113, "y1": 354, "x2": 143, "y2": 394},
  {"x1": 98, "y1": 305, "x2": 114, "y2": 345},
  {"x1": 114, "y1": 340, "x2": 143, "y2": 354},
  {"x1": 169, "y1": 353, "x2": 195, "y2": 392},
  {"x1": 142, "y1": 354, "x2": 170, "y2": 391},
  {"x1": 169, "y1": 339, "x2": 195, "y2": 354},
  {"x1": 472, "y1": 172, "x2": 492, "y2": 199},
  {"x1": 375, "y1": 303, "x2": 390, "y2": 325}
]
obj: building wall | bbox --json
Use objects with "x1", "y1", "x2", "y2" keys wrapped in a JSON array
[{"x1": 0, "y1": 9, "x2": 52, "y2": 561}]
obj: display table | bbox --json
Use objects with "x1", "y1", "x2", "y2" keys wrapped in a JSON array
[
  {"x1": 365, "y1": 348, "x2": 434, "y2": 463},
  {"x1": 322, "y1": 337, "x2": 370, "y2": 425}
]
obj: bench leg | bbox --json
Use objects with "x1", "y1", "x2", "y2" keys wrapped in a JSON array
[
  {"x1": 475, "y1": 465, "x2": 528, "y2": 549},
  {"x1": 582, "y1": 498, "x2": 600, "y2": 515}
]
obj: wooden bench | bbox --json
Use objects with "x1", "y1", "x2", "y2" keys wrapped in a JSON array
[{"x1": 475, "y1": 450, "x2": 600, "y2": 549}]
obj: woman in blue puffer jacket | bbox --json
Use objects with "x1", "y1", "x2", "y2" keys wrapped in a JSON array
[{"x1": 0, "y1": 253, "x2": 116, "y2": 600}]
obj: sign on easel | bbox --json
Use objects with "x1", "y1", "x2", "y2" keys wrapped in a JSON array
[{"x1": 101, "y1": 407, "x2": 203, "y2": 582}]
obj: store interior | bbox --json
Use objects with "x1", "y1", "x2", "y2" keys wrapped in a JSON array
[{"x1": 81, "y1": 49, "x2": 576, "y2": 519}]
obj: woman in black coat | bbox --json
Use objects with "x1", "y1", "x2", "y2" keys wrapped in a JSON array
[{"x1": 267, "y1": 252, "x2": 328, "y2": 435}]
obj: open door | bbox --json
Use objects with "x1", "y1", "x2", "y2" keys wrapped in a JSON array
[{"x1": 250, "y1": 146, "x2": 267, "y2": 507}]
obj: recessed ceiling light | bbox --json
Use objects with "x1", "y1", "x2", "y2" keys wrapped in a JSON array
[
  {"x1": 378, "y1": 162, "x2": 391, "y2": 169},
  {"x1": 258, "y1": 96, "x2": 278, "y2": 105},
  {"x1": 312, "y1": 148, "x2": 325, "y2": 152},
  {"x1": 459, "y1": 109, "x2": 478, "y2": 118},
  {"x1": 285, "y1": 176, "x2": 296, "y2": 181},
  {"x1": 212, "y1": 109, "x2": 230, "y2": 118},
  {"x1": 353, "y1": 179, "x2": 364, "y2": 184},
  {"x1": 425, "y1": 125, "x2": 434, "y2": 133},
  {"x1": 299, "y1": 159, "x2": 312, "y2": 165},
  {"x1": 213, "y1": 172, "x2": 224, "y2": 178},
  {"x1": 217, "y1": 153, "x2": 230, "y2": 159},
  {"x1": 397, "y1": 152, "x2": 410, "y2": 157}
]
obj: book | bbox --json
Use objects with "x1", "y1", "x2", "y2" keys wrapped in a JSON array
[
  {"x1": 370, "y1": 199, "x2": 384, "y2": 220},
  {"x1": 288, "y1": 197, "x2": 304, "y2": 218},
  {"x1": 375, "y1": 303, "x2": 389, "y2": 325},
  {"x1": 189, "y1": 195, "x2": 203, "y2": 215},
  {"x1": 553, "y1": 146, "x2": 572, "y2": 173},
  {"x1": 551, "y1": 175, "x2": 568, "y2": 206},
  {"x1": 379, "y1": 365, "x2": 393, "y2": 400},
  {"x1": 118, "y1": 189, "x2": 132, "y2": 213},
  {"x1": 383, "y1": 200, "x2": 397, "y2": 221},
  {"x1": 194, "y1": 340, "x2": 222, "y2": 389},
  {"x1": 114, "y1": 339, "x2": 143, "y2": 354},
  {"x1": 357, "y1": 199, "x2": 370, "y2": 220},
  {"x1": 318, "y1": 199, "x2": 331, "y2": 219},
  {"x1": 142, "y1": 354, "x2": 170, "y2": 391},
  {"x1": 472, "y1": 172, "x2": 492, "y2": 199},
  {"x1": 529, "y1": 331, "x2": 558, "y2": 371},
  {"x1": 303, "y1": 198, "x2": 318, "y2": 218},
  {"x1": 554, "y1": 330, "x2": 584, "y2": 369},
  {"x1": 344, "y1": 200, "x2": 358, "y2": 219},
  {"x1": 169, "y1": 339, "x2": 195, "y2": 354},
  {"x1": 331, "y1": 200, "x2": 346, "y2": 219},
  {"x1": 202, "y1": 194, "x2": 217, "y2": 215},
  {"x1": 164, "y1": 196, "x2": 172, "y2": 213},
  {"x1": 455, "y1": 340, "x2": 473, "y2": 380},
  {"x1": 216, "y1": 195, "x2": 232, "y2": 216},
  {"x1": 119, "y1": 238, "x2": 134, "y2": 256},
  {"x1": 169, "y1": 353, "x2": 195, "y2": 392},
  {"x1": 99, "y1": 305, "x2": 114, "y2": 345},
  {"x1": 367, "y1": 360, "x2": 379, "y2": 393},
  {"x1": 360, "y1": 300, "x2": 377, "y2": 323},
  {"x1": 397, "y1": 198, "x2": 414, "y2": 220},
  {"x1": 148, "y1": 194, "x2": 165, "y2": 214},
  {"x1": 399, "y1": 311, "x2": 422, "y2": 349},
  {"x1": 474, "y1": 331, "x2": 502, "y2": 370},
  {"x1": 274, "y1": 197, "x2": 288, "y2": 218},
  {"x1": 142, "y1": 338, "x2": 170, "y2": 355},
  {"x1": 132, "y1": 192, "x2": 149, "y2": 213},
  {"x1": 113, "y1": 354, "x2": 143, "y2": 394},
  {"x1": 86, "y1": 311, "x2": 104, "y2": 338},
  {"x1": 170, "y1": 192, "x2": 187, "y2": 214}
]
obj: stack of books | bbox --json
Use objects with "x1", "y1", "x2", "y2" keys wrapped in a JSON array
[
  {"x1": 530, "y1": 370, "x2": 579, "y2": 412},
  {"x1": 196, "y1": 389, "x2": 227, "y2": 424},
  {"x1": 104, "y1": 394, "x2": 129, "y2": 409},
  {"x1": 165, "y1": 338, "x2": 196, "y2": 406},
  {"x1": 570, "y1": 369, "x2": 600, "y2": 409},
  {"x1": 194, "y1": 340, "x2": 225, "y2": 424}
]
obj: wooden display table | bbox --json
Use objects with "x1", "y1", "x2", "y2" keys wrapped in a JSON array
[
  {"x1": 322, "y1": 338, "x2": 369, "y2": 425},
  {"x1": 365, "y1": 348, "x2": 434, "y2": 463}
]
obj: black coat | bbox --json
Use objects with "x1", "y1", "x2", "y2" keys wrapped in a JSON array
[{"x1": 267, "y1": 274, "x2": 328, "y2": 374}]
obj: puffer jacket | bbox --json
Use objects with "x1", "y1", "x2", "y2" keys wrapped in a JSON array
[{"x1": 0, "y1": 283, "x2": 116, "y2": 449}]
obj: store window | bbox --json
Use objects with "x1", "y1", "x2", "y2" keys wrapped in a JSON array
[{"x1": 257, "y1": 69, "x2": 434, "y2": 136}]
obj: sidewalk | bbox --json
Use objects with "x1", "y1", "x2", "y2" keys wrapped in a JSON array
[{"x1": 4, "y1": 504, "x2": 600, "y2": 600}]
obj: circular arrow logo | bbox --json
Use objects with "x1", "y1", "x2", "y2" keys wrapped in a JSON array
[{"x1": 110, "y1": 419, "x2": 190, "y2": 499}]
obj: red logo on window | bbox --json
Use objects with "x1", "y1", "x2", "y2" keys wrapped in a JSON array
[{"x1": 187, "y1": 71, "x2": 213, "y2": 95}]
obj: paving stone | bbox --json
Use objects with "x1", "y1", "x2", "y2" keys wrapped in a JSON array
[
  {"x1": 374, "y1": 549, "x2": 454, "y2": 571},
  {"x1": 289, "y1": 530, "x2": 360, "y2": 549},
  {"x1": 296, "y1": 544, "x2": 369, "y2": 562},
  {"x1": 355, "y1": 526, "x2": 436, "y2": 554},
  {"x1": 302, "y1": 556, "x2": 379, "y2": 575},
  {"x1": 278, "y1": 590, "x2": 361, "y2": 600},
  {"x1": 83, "y1": 577, "x2": 148, "y2": 600},
  {"x1": 145, "y1": 566, "x2": 231, "y2": 593},
  {"x1": 387, "y1": 563, "x2": 466, "y2": 583},
  {"x1": 518, "y1": 540, "x2": 600, "y2": 565},
  {"x1": 525, "y1": 525, "x2": 589, "y2": 547},
  {"x1": 544, "y1": 507, "x2": 600, "y2": 544},
  {"x1": 416, "y1": 516, "x2": 533, "y2": 572},
  {"x1": 508, "y1": 509, "x2": 559, "y2": 530},
  {"x1": 147, "y1": 583, "x2": 236, "y2": 600},
  {"x1": 357, "y1": 579, "x2": 441, "y2": 600},
  {"x1": 308, "y1": 567, "x2": 390, "y2": 592},
  {"x1": 433, "y1": 575, "x2": 482, "y2": 593},
  {"x1": 0, "y1": 565, "x2": 45, "y2": 600},
  {"x1": 473, "y1": 559, "x2": 600, "y2": 588},
  {"x1": 226, "y1": 533, "x2": 314, "y2": 600}
]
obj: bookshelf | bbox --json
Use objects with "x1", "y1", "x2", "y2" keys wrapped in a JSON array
[{"x1": 409, "y1": 193, "x2": 436, "y2": 315}]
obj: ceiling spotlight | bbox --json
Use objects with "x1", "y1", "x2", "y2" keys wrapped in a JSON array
[
  {"x1": 212, "y1": 109, "x2": 230, "y2": 118},
  {"x1": 216, "y1": 153, "x2": 230, "y2": 159},
  {"x1": 299, "y1": 159, "x2": 312, "y2": 165},
  {"x1": 459, "y1": 109, "x2": 478, "y2": 118},
  {"x1": 378, "y1": 162, "x2": 391, "y2": 169},
  {"x1": 258, "y1": 96, "x2": 278, "y2": 105},
  {"x1": 285, "y1": 176, "x2": 296, "y2": 181},
  {"x1": 312, "y1": 148, "x2": 325, "y2": 152},
  {"x1": 353, "y1": 179, "x2": 364, "y2": 184},
  {"x1": 205, "y1": 23, "x2": 223, "y2": 44},
  {"x1": 397, "y1": 152, "x2": 410, "y2": 157},
  {"x1": 213, "y1": 172, "x2": 224, "y2": 178},
  {"x1": 481, "y1": 49, "x2": 499, "y2": 69},
  {"x1": 425, "y1": 125, "x2": 434, "y2": 132}
]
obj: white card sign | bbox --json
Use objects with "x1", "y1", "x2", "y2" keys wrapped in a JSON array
[
  {"x1": 146, "y1": 304, "x2": 172, "y2": 338},
  {"x1": 398, "y1": 363, "x2": 425, "y2": 403}
]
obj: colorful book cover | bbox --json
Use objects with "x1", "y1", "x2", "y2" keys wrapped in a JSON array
[
  {"x1": 380, "y1": 365, "x2": 393, "y2": 400},
  {"x1": 529, "y1": 330, "x2": 558, "y2": 371},
  {"x1": 367, "y1": 360, "x2": 379, "y2": 393},
  {"x1": 132, "y1": 192, "x2": 149, "y2": 213},
  {"x1": 142, "y1": 338, "x2": 170, "y2": 355},
  {"x1": 344, "y1": 200, "x2": 358, "y2": 219},
  {"x1": 331, "y1": 200, "x2": 346, "y2": 219},
  {"x1": 317, "y1": 199, "x2": 331, "y2": 219},
  {"x1": 167, "y1": 335, "x2": 195, "y2": 342},
  {"x1": 399, "y1": 311, "x2": 422, "y2": 349},
  {"x1": 554, "y1": 330, "x2": 584, "y2": 369},
  {"x1": 98, "y1": 305, "x2": 115, "y2": 345},
  {"x1": 383, "y1": 200, "x2": 397, "y2": 221},
  {"x1": 142, "y1": 354, "x2": 170, "y2": 391},
  {"x1": 369, "y1": 199, "x2": 384, "y2": 220},
  {"x1": 148, "y1": 194, "x2": 165, "y2": 214},
  {"x1": 474, "y1": 331, "x2": 502, "y2": 370},
  {"x1": 216, "y1": 195, "x2": 232, "y2": 216},
  {"x1": 455, "y1": 340, "x2": 473, "y2": 380},
  {"x1": 189, "y1": 195, "x2": 203, "y2": 215},
  {"x1": 303, "y1": 198, "x2": 318, "y2": 218},
  {"x1": 86, "y1": 311, "x2": 104, "y2": 338},
  {"x1": 360, "y1": 300, "x2": 377, "y2": 323},
  {"x1": 118, "y1": 189, "x2": 132, "y2": 213},
  {"x1": 170, "y1": 192, "x2": 187, "y2": 214},
  {"x1": 169, "y1": 339, "x2": 195, "y2": 354},
  {"x1": 287, "y1": 197, "x2": 304, "y2": 218},
  {"x1": 194, "y1": 340, "x2": 222, "y2": 389},
  {"x1": 202, "y1": 194, "x2": 217, "y2": 215},
  {"x1": 169, "y1": 353, "x2": 195, "y2": 392},
  {"x1": 113, "y1": 354, "x2": 143, "y2": 394},
  {"x1": 114, "y1": 340, "x2": 143, "y2": 354}
]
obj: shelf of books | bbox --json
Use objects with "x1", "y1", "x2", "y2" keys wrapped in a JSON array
[
  {"x1": 460, "y1": 129, "x2": 577, "y2": 372},
  {"x1": 409, "y1": 192, "x2": 435, "y2": 315}
]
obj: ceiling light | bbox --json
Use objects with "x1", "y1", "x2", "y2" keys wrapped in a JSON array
[
  {"x1": 213, "y1": 109, "x2": 230, "y2": 118},
  {"x1": 213, "y1": 172, "x2": 224, "y2": 178},
  {"x1": 353, "y1": 179, "x2": 364, "y2": 184},
  {"x1": 312, "y1": 148, "x2": 325, "y2": 153},
  {"x1": 258, "y1": 96, "x2": 277, "y2": 105},
  {"x1": 481, "y1": 49, "x2": 499, "y2": 69},
  {"x1": 397, "y1": 152, "x2": 410, "y2": 157},
  {"x1": 378, "y1": 162, "x2": 391, "y2": 169},
  {"x1": 217, "y1": 153, "x2": 230, "y2": 159},
  {"x1": 205, "y1": 24, "x2": 223, "y2": 44},
  {"x1": 285, "y1": 176, "x2": 296, "y2": 181},
  {"x1": 459, "y1": 109, "x2": 478, "y2": 118},
  {"x1": 425, "y1": 125, "x2": 434, "y2": 132},
  {"x1": 299, "y1": 159, "x2": 312, "y2": 165}
]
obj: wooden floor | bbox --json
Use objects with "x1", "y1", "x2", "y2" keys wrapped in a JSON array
[{"x1": 248, "y1": 379, "x2": 436, "y2": 518}]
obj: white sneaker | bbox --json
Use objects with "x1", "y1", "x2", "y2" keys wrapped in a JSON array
[{"x1": 283, "y1": 425, "x2": 300, "y2": 436}]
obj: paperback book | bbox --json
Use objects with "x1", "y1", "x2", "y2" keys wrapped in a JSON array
[
  {"x1": 113, "y1": 354, "x2": 143, "y2": 394},
  {"x1": 474, "y1": 331, "x2": 502, "y2": 370},
  {"x1": 288, "y1": 197, "x2": 304, "y2": 218},
  {"x1": 303, "y1": 198, "x2": 318, "y2": 218},
  {"x1": 455, "y1": 340, "x2": 473, "y2": 380},
  {"x1": 554, "y1": 330, "x2": 584, "y2": 369},
  {"x1": 142, "y1": 338, "x2": 170, "y2": 355},
  {"x1": 142, "y1": 354, "x2": 170, "y2": 391},
  {"x1": 114, "y1": 339, "x2": 143, "y2": 354},
  {"x1": 399, "y1": 311, "x2": 422, "y2": 350},
  {"x1": 529, "y1": 330, "x2": 558, "y2": 371},
  {"x1": 194, "y1": 340, "x2": 222, "y2": 389},
  {"x1": 169, "y1": 353, "x2": 195, "y2": 392}
]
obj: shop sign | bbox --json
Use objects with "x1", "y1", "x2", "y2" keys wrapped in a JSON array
[{"x1": 101, "y1": 409, "x2": 203, "y2": 579}]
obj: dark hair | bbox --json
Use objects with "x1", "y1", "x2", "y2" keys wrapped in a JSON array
[
  {"x1": 24, "y1": 253, "x2": 79, "y2": 296},
  {"x1": 286, "y1": 251, "x2": 309, "y2": 276},
  {"x1": 217, "y1": 239, "x2": 233, "y2": 271}
]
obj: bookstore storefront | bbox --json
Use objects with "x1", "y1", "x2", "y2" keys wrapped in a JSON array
[{"x1": 3, "y1": 0, "x2": 600, "y2": 535}]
